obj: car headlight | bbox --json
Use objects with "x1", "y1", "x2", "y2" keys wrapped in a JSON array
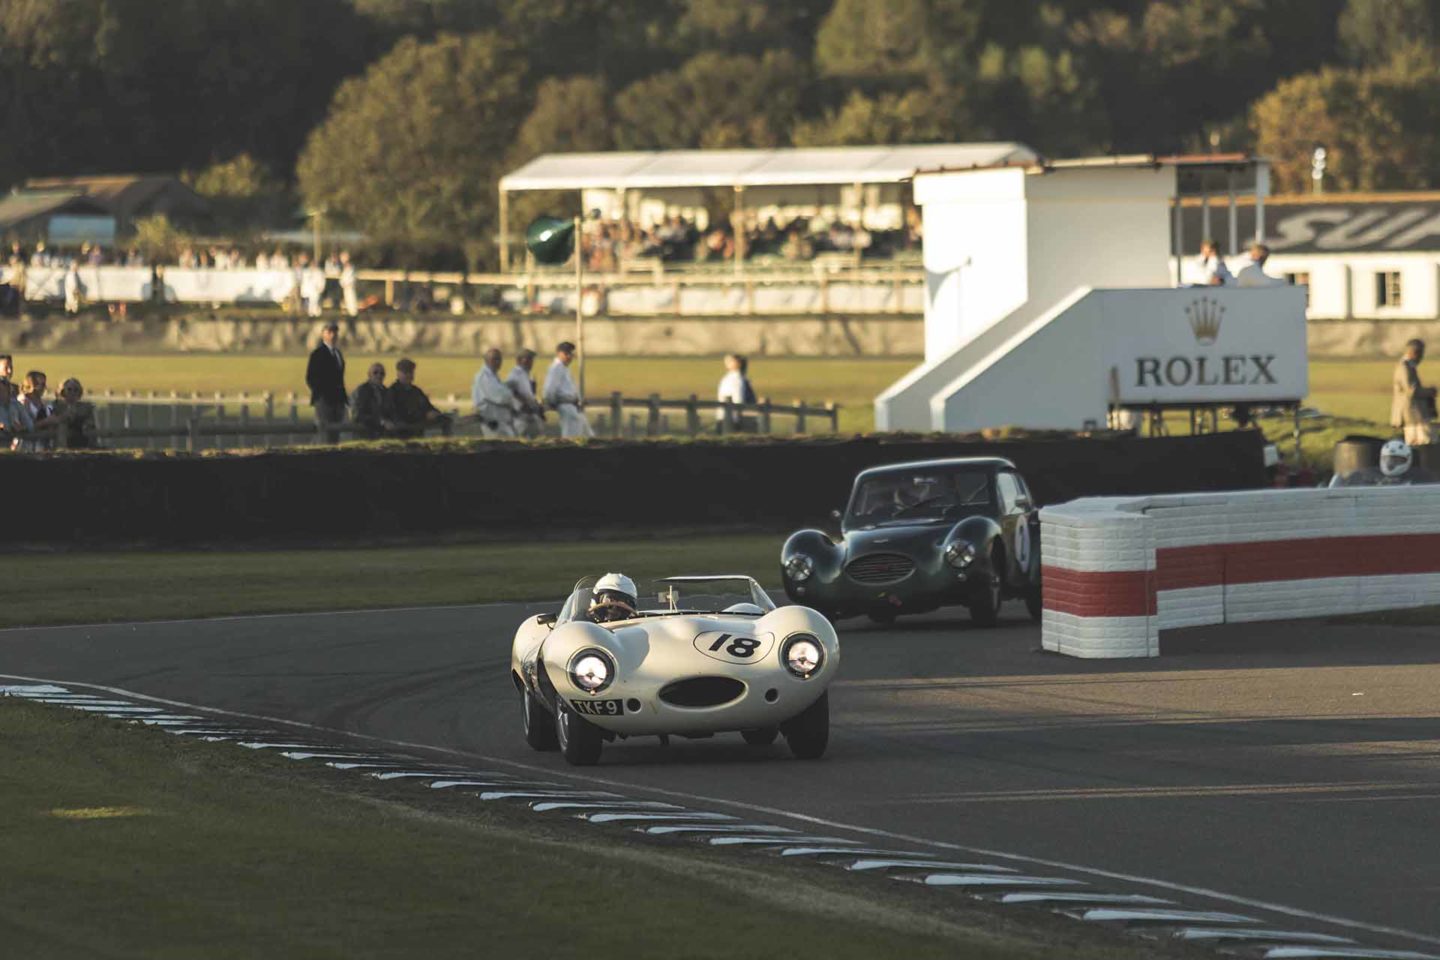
[
  {"x1": 782, "y1": 633, "x2": 825, "y2": 679},
  {"x1": 785, "y1": 554, "x2": 815, "y2": 582},
  {"x1": 568, "y1": 649, "x2": 615, "y2": 694},
  {"x1": 944, "y1": 541, "x2": 977, "y2": 568}
]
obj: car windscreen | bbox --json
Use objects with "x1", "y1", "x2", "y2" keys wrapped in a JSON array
[
  {"x1": 846, "y1": 469, "x2": 992, "y2": 527},
  {"x1": 646, "y1": 577, "x2": 776, "y2": 615}
]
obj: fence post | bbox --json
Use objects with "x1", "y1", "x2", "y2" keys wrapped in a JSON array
[
  {"x1": 795, "y1": 398, "x2": 806, "y2": 434},
  {"x1": 760, "y1": 397, "x2": 772, "y2": 434},
  {"x1": 609, "y1": 392, "x2": 623, "y2": 439},
  {"x1": 239, "y1": 392, "x2": 250, "y2": 448},
  {"x1": 187, "y1": 417, "x2": 199, "y2": 453},
  {"x1": 826, "y1": 401, "x2": 838, "y2": 433},
  {"x1": 686, "y1": 394, "x2": 700, "y2": 436},
  {"x1": 647, "y1": 394, "x2": 661, "y2": 436}
]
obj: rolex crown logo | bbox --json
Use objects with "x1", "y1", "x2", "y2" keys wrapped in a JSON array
[{"x1": 1186, "y1": 296, "x2": 1224, "y2": 345}]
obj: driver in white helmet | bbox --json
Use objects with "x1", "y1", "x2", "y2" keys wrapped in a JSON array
[
  {"x1": 1331, "y1": 439, "x2": 1437, "y2": 486},
  {"x1": 587, "y1": 572, "x2": 639, "y2": 623}
]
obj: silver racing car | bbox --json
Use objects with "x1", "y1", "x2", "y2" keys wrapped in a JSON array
[{"x1": 510, "y1": 574, "x2": 840, "y2": 765}]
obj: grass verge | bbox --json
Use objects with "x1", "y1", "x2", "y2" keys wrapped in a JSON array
[
  {"x1": 0, "y1": 697, "x2": 1094, "y2": 960},
  {"x1": 3, "y1": 534, "x2": 780, "y2": 629}
]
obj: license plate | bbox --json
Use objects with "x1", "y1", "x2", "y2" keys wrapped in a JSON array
[{"x1": 571, "y1": 698, "x2": 625, "y2": 716}]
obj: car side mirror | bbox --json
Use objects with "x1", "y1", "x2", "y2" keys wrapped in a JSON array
[{"x1": 537, "y1": 613, "x2": 557, "y2": 626}]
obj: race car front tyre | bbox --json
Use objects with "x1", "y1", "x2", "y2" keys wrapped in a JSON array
[
  {"x1": 555, "y1": 700, "x2": 603, "y2": 766},
  {"x1": 1024, "y1": 581, "x2": 1042, "y2": 622},
  {"x1": 967, "y1": 549, "x2": 1003, "y2": 627},
  {"x1": 521, "y1": 688, "x2": 559, "y2": 751},
  {"x1": 781, "y1": 692, "x2": 829, "y2": 760},
  {"x1": 741, "y1": 726, "x2": 779, "y2": 746}
]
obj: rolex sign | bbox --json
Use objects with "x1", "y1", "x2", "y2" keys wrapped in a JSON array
[{"x1": 1104, "y1": 286, "x2": 1308, "y2": 406}]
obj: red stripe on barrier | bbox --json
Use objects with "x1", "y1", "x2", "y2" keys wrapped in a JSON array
[
  {"x1": 1042, "y1": 566, "x2": 1155, "y2": 618},
  {"x1": 1047, "y1": 532, "x2": 1440, "y2": 618},
  {"x1": 1158, "y1": 532, "x2": 1440, "y2": 588}
]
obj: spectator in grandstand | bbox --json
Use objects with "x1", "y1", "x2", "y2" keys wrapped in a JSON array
[
  {"x1": 305, "y1": 320, "x2": 347, "y2": 443},
  {"x1": 507, "y1": 348, "x2": 544, "y2": 438},
  {"x1": 51, "y1": 378, "x2": 96, "y2": 449},
  {"x1": 16, "y1": 371, "x2": 56, "y2": 451},
  {"x1": 1196, "y1": 238, "x2": 1232, "y2": 286},
  {"x1": 302, "y1": 255, "x2": 326, "y2": 317},
  {"x1": 782, "y1": 228, "x2": 813, "y2": 261},
  {"x1": 339, "y1": 251, "x2": 358, "y2": 317},
  {"x1": 350, "y1": 362, "x2": 394, "y2": 440},
  {"x1": 543, "y1": 341, "x2": 592, "y2": 438},
  {"x1": 472, "y1": 347, "x2": 517, "y2": 437},
  {"x1": 63, "y1": 261, "x2": 84, "y2": 315},
  {"x1": 389, "y1": 357, "x2": 451, "y2": 438},
  {"x1": 1393, "y1": 339, "x2": 1436, "y2": 446},
  {"x1": 1, "y1": 352, "x2": 13, "y2": 394},
  {"x1": 1235, "y1": 243, "x2": 1282, "y2": 287}
]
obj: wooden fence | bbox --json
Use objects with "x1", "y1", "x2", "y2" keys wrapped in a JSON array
[{"x1": 71, "y1": 390, "x2": 839, "y2": 451}]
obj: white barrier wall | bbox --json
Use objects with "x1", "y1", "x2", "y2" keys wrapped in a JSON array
[{"x1": 1040, "y1": 486, "x2": 1440, "y2": 658}]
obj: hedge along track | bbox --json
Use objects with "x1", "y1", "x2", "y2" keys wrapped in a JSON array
[{"x1": 4, "y1": 676, "x2": 1437, "y2": 960}]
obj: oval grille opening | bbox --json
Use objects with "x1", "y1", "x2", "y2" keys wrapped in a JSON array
[
  {"x1": 847, "y1": 553, "x2": 916, "y2": 584},
  {"x1": 659, "y1": 676, "x2": 745, "y2": 708}
]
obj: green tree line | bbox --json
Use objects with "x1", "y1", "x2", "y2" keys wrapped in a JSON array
[{"x1": 4, "y1": 0, "x2": 1439, "y2": 267}]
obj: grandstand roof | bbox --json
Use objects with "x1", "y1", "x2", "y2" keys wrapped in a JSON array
[{"x1": 500, "y1": 143, "x2": 1038, "y2": 192}]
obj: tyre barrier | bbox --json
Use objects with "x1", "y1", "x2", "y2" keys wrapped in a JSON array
[{"x1": 1040, "y1": 485, "x2": 1440, "y2": 658}]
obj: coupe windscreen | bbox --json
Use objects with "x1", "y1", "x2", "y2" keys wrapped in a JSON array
[{"x1": 847, "y1": 469, "x2": 992, "y2": 526}]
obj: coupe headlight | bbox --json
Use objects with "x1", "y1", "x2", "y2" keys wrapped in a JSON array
[
  {"x1": 944, "y1": 541, "x2": 977, "y2": 568},
  {"x1": 785, "y1": 554, "x2": 815, "y2": 582},
  {"x1": 782, "y1": 634, "x2": 825, "y2": 679},
  {"x1": 568, "y1": 649, "x2": 615, "y2": 694}
]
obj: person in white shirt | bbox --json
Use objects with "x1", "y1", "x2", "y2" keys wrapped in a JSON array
[
  {"x1": 542, "y1": 341, "x2": 592, "y2": 438},
  {"x1": 506, "y1": 348, "x2": 545, "y2": 438},
  {"x1": 716, "y1": 353, "x2": 747, "y2": 429},
  {"x1": 1235, "y1": 243, "x2": 1283, "y2": 287},
  {"x1": 471, "y1": 347, "x2": 517, "y2": 437},
  {"x1": 1196, "y1": 238, "x2": 1232, "y2": 286},
  {"x1": 63, "y1": 261, "x2": 83, "y2": 315},
  {"x1": 339, "y1": 251, "x2": 358, "y2": 318},
  {"x1": 302, "y1": 259, "x2": 327, "y2": 317}
]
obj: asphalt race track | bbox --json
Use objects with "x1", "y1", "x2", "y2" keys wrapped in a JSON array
[{"x1": 4, "y1": 602, "x2": 1439, "y2": 952}]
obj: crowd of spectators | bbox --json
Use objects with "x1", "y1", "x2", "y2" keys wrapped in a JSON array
[
  {"x1": 577, "y1": 211, "x2": 922, "y2": 272},
  {"x1": 0, "y1": 352, "x2": 98, "y2": 451}
]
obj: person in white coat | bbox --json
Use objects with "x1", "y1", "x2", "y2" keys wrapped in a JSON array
[
  {"x1": 471, "y1": 347, "x2": 517, "y2": 437},
  {"x1": 716, "y1": 353, "x2": 747, "y2": 429},
  {"x1": 543, "y1": 341, "x2": 592, "y2": 438},
  {"x1": 63, "y1": 261, "x2": 84, "y2": 315},
  {"x1": 506, "y1": 348, "x2": 544, "y2": 438},
  {"x1": 339, "y1": 251, "x2": 358, "y2": 318},
  {"x1": 302, "y1": 258, "x2": 327, "y2": 317}
]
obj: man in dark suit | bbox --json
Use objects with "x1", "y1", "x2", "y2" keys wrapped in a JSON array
[{"x1": 306, "y1": 320, "x2": 347, "y2": 443}]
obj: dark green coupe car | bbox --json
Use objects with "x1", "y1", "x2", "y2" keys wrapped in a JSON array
[{"x1": 780, "y1": 457, "x2": 1042, "y2": 626}]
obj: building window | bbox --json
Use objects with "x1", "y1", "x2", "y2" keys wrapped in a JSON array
[
  {"x1": 1286, "y1": 272, "x2": 1311, "y2": 306},
  {"x1": 1376, "y1": 271, "x2": 1403, "y2": 308}
]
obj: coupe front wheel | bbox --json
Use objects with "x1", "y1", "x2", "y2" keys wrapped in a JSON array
[
  {"x1": 967, "y1": 552, "x2": 1003, "y2": 627},
  {"x1": 521, "y1": 688, "x2": 558, "y2": 751},
  {"x1": 781, "y1": 692, "x2": 829, "y2": 760},
  {"x1": 1025, "y1": 582, "x2": 1042, "y2": 622},
  {"x1": 555, "y1": 700, "x2": 603, "y2": 766}
]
